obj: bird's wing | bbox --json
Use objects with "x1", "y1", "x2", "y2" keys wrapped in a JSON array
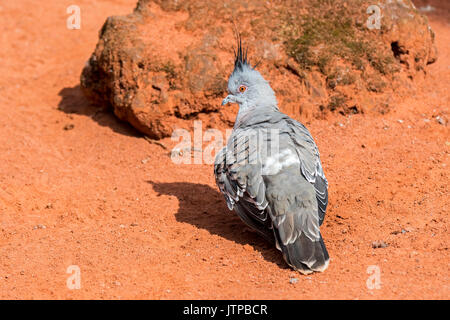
[
  {"x1": 265, "y1": 168, "x2": 320, "y2": 244},
  {"x1": 284, "y1": 118, "x2": 328, "y2": 225},
  {"x1": 214, "y1": 128, "x2": 269, "y2": 222},
  {"x1": 264, "y1": 159, "x2": 329, "y2": 273}
]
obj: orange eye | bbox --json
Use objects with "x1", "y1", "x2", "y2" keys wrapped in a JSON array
[{"x1": 239, "y1": 85, "x2": 247, "y2": 93}]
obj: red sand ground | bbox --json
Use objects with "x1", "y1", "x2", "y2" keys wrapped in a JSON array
[{"x1": 0, "y1": 0, "x2": 448, "y2": 299}]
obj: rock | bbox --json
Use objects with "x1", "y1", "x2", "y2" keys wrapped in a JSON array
[
  {"x1": 81, "y1": 0, "x2": 437, "y2": 138},
  {"x1": 435, "y1": 116, "x2": 446, "y2": 126},
  {"x1": 391, "y1": 228, "x2": 408, "y2": 235},
  {"x1": 289, "y1": 277, "x2": 299, "y2": 284},
  {"x1": 63, "y1": 124, "x2": 74, "y2": 131},
  {"x1": 372, "y1": 240, "x2": 388, "y2": 248},
  {"x1": 379, "y1": 0, "x2": 438, "y2": 71}
]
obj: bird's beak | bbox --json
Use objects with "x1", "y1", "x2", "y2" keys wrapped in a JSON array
[{"x1": 222, "y1": 95, "x2": 235, "y2": 106}]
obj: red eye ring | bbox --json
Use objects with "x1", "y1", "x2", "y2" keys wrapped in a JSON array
[{"x1": 239, "y1": 85, "x2": 247, "y2": 93}]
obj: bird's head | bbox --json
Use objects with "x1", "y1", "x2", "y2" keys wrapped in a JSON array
[{"x1": 222, "y1": 38, "x2": 277, "y2": 111}]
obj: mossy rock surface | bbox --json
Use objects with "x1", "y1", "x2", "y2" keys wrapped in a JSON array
[{"x1": 81, "y1": 0, "x2": 437, "y2": 138}]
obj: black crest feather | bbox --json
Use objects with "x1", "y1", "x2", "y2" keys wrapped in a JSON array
[{"x1": 233, "y1": 36, "x2": 250, "y2": 72}]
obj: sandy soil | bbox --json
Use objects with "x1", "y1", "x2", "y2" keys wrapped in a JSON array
[{"x1": 0, "y1": 0, "x2": 448, "y2": 299}]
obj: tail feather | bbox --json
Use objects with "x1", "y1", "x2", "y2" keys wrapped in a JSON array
[{"x1": 275, "y1": 230, "x2": 330, "y2": 274}]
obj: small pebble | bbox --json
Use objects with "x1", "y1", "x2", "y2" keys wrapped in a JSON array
[
  {"x1": 436, "y1": 116, "x2": 446, "y2": 125},
  {"x1": 372, "y1": 240, "x2": 388, "y2": 249}
]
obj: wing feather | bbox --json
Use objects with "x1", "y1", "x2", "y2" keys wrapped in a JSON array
[
  {"x1": 214, "y1": 129, "x2": 268, "y2": 223},
  {"x1": 285, "y1": 118, "x2": 329, "y2": 224}
]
